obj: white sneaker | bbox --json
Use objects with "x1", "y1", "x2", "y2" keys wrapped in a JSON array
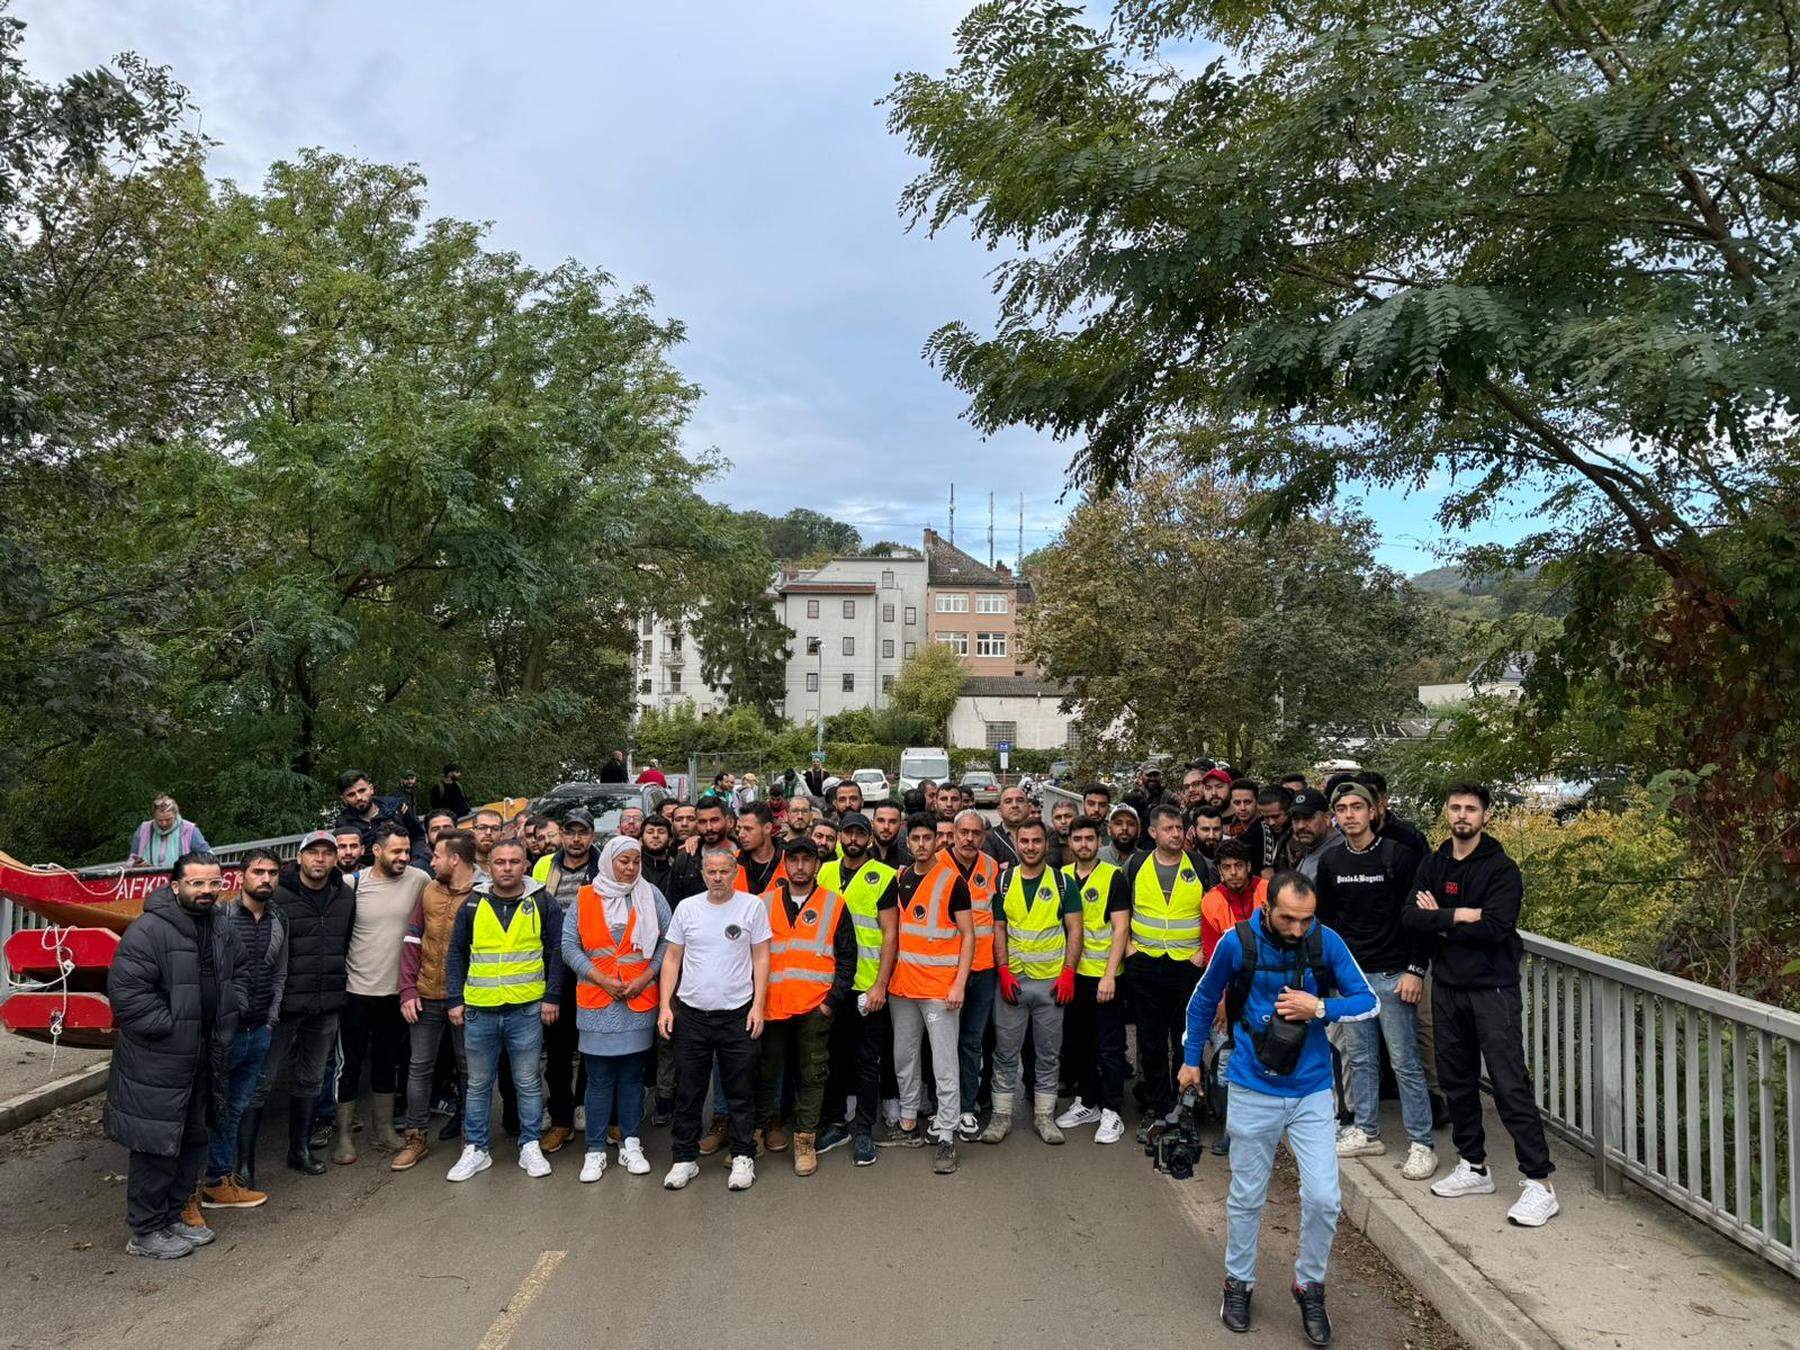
[
  {"x1": 1431, "y1": 1158, "x2": 1497, "y2": 1198},
  {"x1": 579, "y1": 1150, "x2": 607, "y2": 1183},
  {"x1": 663, "y1": 1160, "x2": 700, "y2": 1190},
  {"x1": 518, "y1": 1141, "x2": 552, "y2": 1178},
  {"x1": 1507, "y1": 1179, "x2": 1558, "y2": 1227},
  {"x1": 881, "y1": 1097, "x2": 901, "y2": 1128},
  {"x1": 1056, "y1": 1097, "x2": 1102, "y2": 1130},
  {"x1": 1094, "y1": 1108, "x2": 1125, "y2": 1145},
  {"x1": 1336, "y1": 1125, "x2": 1387, "y2": 1158},
  {"x1": 1401, "y1": 1142, "x2": 1439, "y2": 1180},
  {"x1": 957, "y1": 1112, "x2": 980, "y2": 1140},
  {"x1": 446, "y1": 1145, "x2": 491, "y2": 1182},
  {"x1": 619, "y1": 1137, "x2": 651, "y2": 1175},
  {"x1": 727, "y1": 1155, "x2": 755, "y2": 1191}
]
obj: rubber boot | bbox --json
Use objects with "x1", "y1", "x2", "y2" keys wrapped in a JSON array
[
  {"x1": 370, "y1": 1093, "x2": 405, "y2": 1151},
  {"x1": 1033, "y1": 1093, "x2": 1066, "y2": 1145},
  {"x1": 237, "y1": 1107, "x2": 263, "y2": 1188},
  {"x1": 332, "y1": 1103, "x2": 359, "y2": 1165},
  {"x1": 978, "y1": 1092, "x2": 1014, "y2": 1144},
  {"x1": 287, "y1": 1097, "x2": 325, "y2": 1175}
]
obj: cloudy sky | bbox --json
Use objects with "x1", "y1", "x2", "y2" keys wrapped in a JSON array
[{"x1": 17, "y1": 0, "x2": 1521, "y2": 572}]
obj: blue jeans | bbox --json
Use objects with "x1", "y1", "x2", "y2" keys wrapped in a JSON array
[
  {"x1": 1225, "y1": 1086, "x2": 1340, "y2": 1287},
  {"x1": 583, "y1": 1050, "x2": 647, "y2": 1144},
  {"x1": 463, "y1": 1003, "x2": 544, "y2": 1152},
  {"x1": 1343, "y1": 969, "x2": 1434, "y2": 1146},
  {"x1": 957, "y1": 967, "x2": 999, "y2": 1112},
  {"x1": 206, "y1": 1024, "x2": 272, "y2": 1182}
]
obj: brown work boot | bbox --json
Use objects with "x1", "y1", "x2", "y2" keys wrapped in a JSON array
[
  {"x1": 765, "y1": 1120, "x2": 790, "y2": 1152},
  {"x1": 698, "y1": 1114, "x2": 729, "y2": 1156},
  {"x1": 751, "y1": 1128, "x2": 767, "y2": 1158},
  {"x1": 540, "y1": 1123, "x2": 573, "y2": 1155},
  {"x1": 607, "y1": 1125, "x2": 622, "y2": 1145},
  {"x1": 200, "y1": 1175, "x2": 267, "y2": 1209},
  {"x1": 390, "y1": 1129, "x2": 430, "y2": 1172},
  {"x1": 793, "y1": 1132, "x2": 818, "y2": 1177},
  {"x1": 180, "y1": 1190, "x2": 210, "y2": 1232}
]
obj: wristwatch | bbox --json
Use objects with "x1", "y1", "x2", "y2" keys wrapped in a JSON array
[{"x1": 1312, "y1": 1000, "x2": 1327, "y2": 1021}]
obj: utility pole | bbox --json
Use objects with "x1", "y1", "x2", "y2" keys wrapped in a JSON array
[
  {"x1": 1017, "y1": 493, "x2": 1024, "y2": 572},
  {"x1": 949, "y1": 483, "x2": 955, "y2": 546},
  {"x1": 988, "y1": 492, "x2": 995, "y2": 569}
]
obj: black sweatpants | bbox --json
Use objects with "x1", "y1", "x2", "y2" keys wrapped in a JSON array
[
  {"x1": 670, "y1": 999, "x2": 759, "y2": 1162},
  {"x1": 1433, "y1": 980, "x2": 1554, "y2": 1180},
  {"x1": 1127, "y1": 954, "x2": 1201, "y2": 1119},
  {"x1": 339, "y1": 992, "x2": 407, "y2": 1100},
  {"x1": 1064, "y1": 973, "x2": 1129, "y2": 1113},
  {"x1": 127, "y1": 1062, "x2": 210, "y2": 1236},
  {"x1": 821, "y1": 999, "x2": 888, "y2": 1134}
]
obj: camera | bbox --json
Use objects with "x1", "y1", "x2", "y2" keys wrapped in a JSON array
[{"x1": 1145, "y1": 1088, "x2": 1205, "y2": 1180}]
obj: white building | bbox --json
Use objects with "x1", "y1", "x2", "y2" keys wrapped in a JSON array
[
  {"x1": 776, "y1": 553, "x2": 929, "y2": 725},
  {"x1": 948, "y1": 676, "x2": 1079, "y2": 752},
  {"x1": 1418, "y1": 660, "x2": 1529, "y2": 709},
  {"x1": 632, "y1": 612, "x2": 729, "y2": 717}
]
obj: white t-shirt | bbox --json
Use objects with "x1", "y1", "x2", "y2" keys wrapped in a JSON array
[
  {"x1": 346, "y1": 865, "x2": 431, "y2": 996},
  {"x1": 665, "y1": 890, "x2": 771, "y2": 1011}
]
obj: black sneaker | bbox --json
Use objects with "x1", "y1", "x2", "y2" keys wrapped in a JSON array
[
  {"x1": 1293, "y1": 1282, "x2": 1331, "y2": 1346},
  {"x1": 932, "y1": 1139, "x2": 958, "y2": 1174},
  {"x1": 878, "y1": 1122, "x2": 928, "y2": 1149},
  {"x1": 1220, "y1": 1277, "x2": 1252, "y2": 1333},
  {"x1": 815, "y1": 1122, "x2": 851, "y2": 1155},
  {"x1": 852, "y1": 1132, "x2": 877, "y2": 1166},
  {"x1": 437, "y1": 1113, "x2": 462, "y2": 1143}
]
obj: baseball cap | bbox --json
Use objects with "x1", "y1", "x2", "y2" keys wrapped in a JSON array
[
  {"x1": 298, "y1": 830, "x2": 336, "y2": 852},
  {"x1": 1290, "y1": 787, "x2": 1330, "y2": 818},
  {"x1": 1331, "y1": 781, "x2": 1377, "y2": 808},
  {"x1": 1201, "y1": 767, "x2": 1233, "y2": 785},
  {"x1": 562, "y1": 807, "x2": 595, "y2": 829},
  {"x1": 782, "y1": 837, "x2": 822, "y2": 859},
  {"x1": 1109, "y1": 803, "x2": 1140, "y2": 822},
  {"x1": 836, "y1": 810, "x2": 872, "y2": 832}
]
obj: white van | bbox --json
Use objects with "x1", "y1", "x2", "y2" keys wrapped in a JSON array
[{"x1": 898, "y1": 746, "x2": 952, "y2": 797}]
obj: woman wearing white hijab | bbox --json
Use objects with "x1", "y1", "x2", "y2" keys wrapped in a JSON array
[{"x1": 561, "y1": 834, "x2": 672, "y2": 1182}]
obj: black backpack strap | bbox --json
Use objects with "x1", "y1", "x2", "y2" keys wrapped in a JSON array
[
  {"x1": 1223, "y1": 919, "x2": 1259, "y2": 1042},
  {"x1": 1303, "y1": 924, "x2": 1335, "y2": 998}
]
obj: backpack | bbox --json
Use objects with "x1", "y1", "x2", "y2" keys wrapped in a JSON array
[{"x1": 1223, "y1": 918, "x2": 1335, "y2": 1047}]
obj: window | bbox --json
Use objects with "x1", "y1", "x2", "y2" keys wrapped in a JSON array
[
  {"x1": 842, "y1": 673, "x2": 855, "y2": 692},
  {"x1": 805, "y1": 672, "x2": 819, "y2": 693},
  {"x1": 842, "y1": 636, "x2": 855, "y2": 656},
  {"x1": 806, "y1": 599, "x2": 820, "y2": 619},
  {"x1": 935, "y1": 593, "x2": 969, "y2": 613},
  {"x1": 905, "y1": 606, "x2": 917, "y2": 625},
  {"x1": 882, "y1": 675, "x2": 895, "y2": 693},
  {"x1": 881, "y1": 569, "x2": 896, "y2": 589},
  {"x1": 640, "y1": 616, "x2": 654, "y2": 637},
  {"x1": 904, "y1": 641, "x2": 917, "y2": 657},
  {"x1": 639, "y1": 678, "x2": 652, "y2": 695},
  {"x1": 667, "y1": 630, "x2": 682, "y2": 652},
  {"x1": 668, "y1": 669, "x2": 682, "y2": 692},
  {"x1": 976, "y1": 594, "x2": 1009, "y2": 614},
  {"x1": 985, "y1": 721, "x2": 1017, "y2": 750},
  {"x1": 843, "y1": 599, "x2": 856, "y2": 619},
  {"x1": 882, "y1": 603, "x2": 895, "y2": 623},
  {"x1": 640, "y1": 640, "x2": 652, "y2": 665},
  {"x1": 937, "y1": 631, "x2": 968, "y2": 656},
  {"x1": 976, "y1": 631, "x2": 1008, "y2": 657},
  {"x1": 806, "y1": 636, "x2": 821, "y2": 655},
  {"x1": 882, "y1": 639, "x2": 895, "y2": 659}
]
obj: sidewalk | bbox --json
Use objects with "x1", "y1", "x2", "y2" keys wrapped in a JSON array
[
  {"x1": 1341, "y1": 1097, "x2": 1800, "y2": 1350},
  {"x1": 0, "y1": 1029, "x2": 107, "y2": 1105}
]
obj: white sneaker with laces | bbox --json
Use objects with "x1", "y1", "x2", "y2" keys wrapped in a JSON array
[
  {"x1": 957, "y1": 1112, "x2": 980, "y2": 1140},
  {"x1": 1507, "y1": 1179, "x2": 1559, "y2": 1227},
  {"x1": 446, "y1": 1145, "x2": 491, "y2": 1182},
  {"x1": 881, "y1": 1097, "x2": 901, "y2": 1128},
  {"x1": 1431, "y1": 1158, "x2": 1497, "y2": 1198},
  {"x1": 619, "y1": 1137, "x2": 651, "y2": 1175},
  {"x1": 1336, "y1": 1125, "x2": 1387, "y2": 1158},
  {"x1": 727, "y1": 1155, "x2": 756, "y2": 1191},
  {"x1": 663, "y1": 1161, "x2": 700, "y2": 1190},
  {"x1": 1094, "y1": 1108, "x2": 1125, "y2": 1145},
  {"x1": 1401, "y1": 1142, "x2": 1438, "y2": 1180},
  {"x1": 1056, "y1": 1097, "x2": 1102, "y2": 1130},
  {"x1": 518, "y1": 1141, "x2": 552, "y2": 1178},
  {"x1": 579, "y1": 1150, "x2": 606, "y2": 1183}
]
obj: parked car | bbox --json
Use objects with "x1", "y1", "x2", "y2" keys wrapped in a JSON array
[
  {"x1": 898, "y1": 746, "x2": 952, "y2": 797},
  {"x1": 960, "y1": 770, "x2": 1001, "y2": 807},
  {"x1": 1048, "y1": 759, "x2": 1072, "y2": 785},
  {"x1": 851, "y1": 768, "x2": 890, "y2": 803},
  {"x1": 526, "y1": 781, "x2": 669, "y2": 837}
]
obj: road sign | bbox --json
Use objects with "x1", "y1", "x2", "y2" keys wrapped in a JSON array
[
  {"x1": 999, "y1": 750, "x2": 1010, "y2": 771},
  {"x1": 998, "y1": 741, "x2": 1011, "y2": 753}
]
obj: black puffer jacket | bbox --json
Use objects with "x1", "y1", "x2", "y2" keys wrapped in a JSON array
[
  {"x1": 273, "y1": 862, "x2": 354, "y2": 1016},
  {"x1": 104, "y1": 888, "x2": 245, "y2": 1156}
]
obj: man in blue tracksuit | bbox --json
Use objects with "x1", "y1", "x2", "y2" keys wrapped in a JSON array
[{"x1": 1181, "y1": 870, "x2": 1377, "y2": 1346}]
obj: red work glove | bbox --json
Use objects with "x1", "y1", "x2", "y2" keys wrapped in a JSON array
[
  {"x1": 1053, "y1": 969, "x2": 1076, "y2": 1005},
  {"x1": 997, "y1": 967, "x2": 1022, "y2": 1004}
]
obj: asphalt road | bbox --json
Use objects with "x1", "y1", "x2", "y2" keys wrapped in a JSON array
[{"x1": 0, "y1": 1097, "x2": 1457, "y2": 1350}]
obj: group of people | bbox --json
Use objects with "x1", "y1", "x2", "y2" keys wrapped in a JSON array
[{"x1": 103, "y1": 762, "x2": 1557, "y2": 1348}]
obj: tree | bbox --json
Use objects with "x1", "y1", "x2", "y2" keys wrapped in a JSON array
[
  {"x1": 1024, "y1": 468, "x2": 1430, "y2": 767},
  {"x1": 691, "y1": 532, "x2": 792, "y2": 720},
  {"x1": 737, "y1": 507, "x2": 861, "y2": 565},
  {"x1": 890, "y1": 641, "x2": 967, "y2": 741}
]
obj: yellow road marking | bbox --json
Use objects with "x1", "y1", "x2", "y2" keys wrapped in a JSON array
[{"x1": 475, "y1": 1249, "x2": 567, "y2": 1350}]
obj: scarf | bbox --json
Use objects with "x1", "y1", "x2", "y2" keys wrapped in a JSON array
[
  {"x1": 141, "y1": 816, "x2": 190, "y2": 868},
  {"x1": 594, "y1": 835, "x2": 659, "y2": 959}
]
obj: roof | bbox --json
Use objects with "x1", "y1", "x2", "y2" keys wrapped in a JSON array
[
  {"x1": 958, "y1": 675, "x2": 1070, "y2": 700},
  {"x1": 922, "y1": 528, "x2": 1012, "y2": 589},
  {"x1": 779, "y1": 581, "x2": 877, "y2": 596}
]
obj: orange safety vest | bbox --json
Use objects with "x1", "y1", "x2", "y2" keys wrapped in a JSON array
[
  {"x1": 891, "y1": 859, "x2": 966, "y2": 1001},
  {"x1": 955, "y1": 852, "x2": 1002, "y2": 972},
  {"x1": 763, "y1": 881, "x2": 845, "y2": 1020},
  {"x1": 734, "y1": 853, "x2": 786, "y2": 896},
  {"x1": 573, "y1": 885, "x2": 658, "y2": 1012}
]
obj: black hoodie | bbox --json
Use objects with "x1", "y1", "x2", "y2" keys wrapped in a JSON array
[{"x1": 1401, "y1": 834, "x2": 1525, "y2": 988}]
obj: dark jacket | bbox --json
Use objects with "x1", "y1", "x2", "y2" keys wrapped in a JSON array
[
  {"x1": 639, "y1": 847, "x2": 676, "y2": 905},
  {"x1": 1314, "y1": 835, "x2": 1428, "y2": 974},
  {"x1": 224, "y1": 896, "x2": 288, "y2": 1027},
  {"x1": 1379, "y1": 811, "x2": 1431, "y2": 859},
  {"x1": 333, "y1": 794, "x2": 427, "y2": 864},
  {"x1": 430, "y1": 779, "x2": 474, "y2": 819},
  {"x1": 272, "y1": 862, "x2": 354, "y2": 1016},
  {"x1": 1401, "y1": 834, "x2": 1526, "y2": 988},
  {"x1": 104, "y1": 888, "x2": 246, "y2": 1156}
]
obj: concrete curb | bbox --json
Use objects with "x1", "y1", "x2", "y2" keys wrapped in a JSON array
[
  {"x1": 0, "y1": 1060, "x2": 109, "y2": 1136},
  {"x1": 1337, "y1": 1157, "x2": 1563, "y2": 1350}
]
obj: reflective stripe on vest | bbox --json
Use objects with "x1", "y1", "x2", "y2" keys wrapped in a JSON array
[
  {"x1": 820, "y1": 857, "x2": 897, "y2": 993},
  {"x1": 959, "y1": 852, "x2": 1001, "y2": 972},
  {"x1": 1129, "y1": 855, "x2": 1206, "y2": 959},
  {"x1": 574, "y1": 885, "x2": 658, "y2": 1012},
  {"x1": 1063, "y1": 860, "x2": 1121, "y2": 977},
  {"x1": 764, "y1": 883, "x2": 845, "y2": 1020},
  {"x1": 465, "y1": 894, "x2": 546, "y2": 1005},
  {"x1": 891, "y1": 861, "x2": 964, "y2": 1000},
  {"x1": 1002, "y1": 868, "x2": 1068, "y2": 980}
]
